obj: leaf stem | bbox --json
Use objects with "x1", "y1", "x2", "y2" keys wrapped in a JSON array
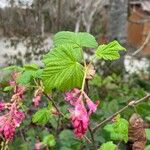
[
  {"x1": 80, "y1": 46, "x2": 87, "y2": 93},
  {"x1": 92, "y1": 93, "x2": 150, "y2": 133},
  {"x1": 81, "y1": 61, "x2": 87, "y2": 92}
]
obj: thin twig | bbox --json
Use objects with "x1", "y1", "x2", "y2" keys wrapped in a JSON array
[
  {"x1": 132, "y1": 32, "x2": 150, "y2": 56},
  {"x1": 84, "y1": 135, "x2": 92, "y2": 144},
  {"x1": 43, "y1": 93, "x2": 66, "y2": 118},
  {"x1": 88, "y1": 126, "x2": 96, "y2": 150},
  {"x1": 92, "y1": 93, "x2": 150, "y2": 133}
]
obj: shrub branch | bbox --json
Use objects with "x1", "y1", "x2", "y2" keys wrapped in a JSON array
[
  {"x1": 44, "y1": 93, "x2": 66, "y2": 118},
  {"x1": 92, "y1": 93, "x2": 150, "y2": 133}
]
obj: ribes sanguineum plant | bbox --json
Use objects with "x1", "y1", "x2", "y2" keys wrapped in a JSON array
[
  {"x1": 41, "y1": 31, "x2": 126, "y2": 141},
  {"x1": 3, "y1": 31, "x2": 147, "y2": 150}
]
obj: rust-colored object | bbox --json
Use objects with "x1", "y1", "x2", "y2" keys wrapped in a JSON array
[
  {"x1": 127, "y1": 7, "x2": 144, "y2": 47},
  {"x1": 127, "y1": 1, "x2": 150, "y2": 55},
  {"x1": 128, "y1": 113, "x2": 147, "y2": 150}
]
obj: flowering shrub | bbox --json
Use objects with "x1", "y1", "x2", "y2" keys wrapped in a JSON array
[
  {"x1": 0, "y1": 72, "x2": 25, "y2": 140},
  {"x1": 0, "y1": 31, "x2": 149, "y2": 149},
  {"x1": 65, "y1": 88, "x2": 99, "y2": 138}
]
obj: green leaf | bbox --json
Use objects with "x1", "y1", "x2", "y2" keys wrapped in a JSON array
[
  {"x1": 3, "y1": 86, "x2": 13, "y2": 92},
  {"x1": 17, "y1": 71, "x2": 33, "y2": 85},
  {"x1": 104, "y1": 115, "x2": 129, "y2": 142},
  {"x1": 145, "y1": 128, "x2": 150, "y2": 141},
  {"x1": 54, "y1": 31, "x2": 98, "y2": 48},
  {"x1": 59, "y1": 130, "x2": 81, "y2": 149},
  {"x1": 32, "y1": 69, "x2": 43, "y2": 78},
  {"x1": 145, "y1": 145, "x2": 150, "y2": 150},
  {"x1": 2, "y1": 65, "x2": 24, "y2": 72},
  {"x1": 24, "y1": 64, "x2": 38, "y2": 71},
  {"x1": 17, "y1": 65, "x2": 43, "y2": 85},
  {"x1": 32, "y1": 108, "x2": 52, "y2": 125},
  {"x1": 145, "y1": 116, "x2": 150, "y2": 123},
  {"x1": 96, "y1": 40, "x2": 126, "y2": 60},
  {"x1": 100, "y1": 141, "x2": 117, "y2": 150},
  {"x1": 136, "y1": 103, "x2": 150, "y2": 117},
  {"x1": 42, "y1": 134, "x2": 56, "y2": 147},
  {"x1": 42, "y1": 44, "x2": 84, "y2": 92}
]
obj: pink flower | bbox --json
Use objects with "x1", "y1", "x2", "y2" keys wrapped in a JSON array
[
  {"x1": 0, "y1": 102, "x2": 5, "y2": 110},
  {"x1": 65, "y1": 88, "x2": 80, "y2": 106},
  {"x1": 35, "y1": 142, "x2": 42, "y2": 150},
  {"x1": 0, "y1": 116, "x2": 16, "y2": 140},
  {"x1": 86, "y1": 98, "x2": 99, "y2": 115},
  {"x1": 13, "y1": 110, "x2": 25, "y2": 127},
  {"x1": 64, "y1": 88, "x2": 99, "y2": 139},
  {"x1": 0, "y1": 105, "x2": 25, "y2": 140},
  {"x1": 9, "y1": 81, "x2": 16, "y2": 86},
  {"x1": 16, "y1": 86, "x2": 26, "y2": 98},
  {"x1": 0, "y1": 116, "x2": 7, "y2": 131},
  {"x1": 3, "y1": 122, "x2": 15, "y2": 140},
  {"x1": 70, "y1": 99, "x2": 89, "y2": 138},
  {"x1": 32, "y1": 89, "x2": 43, "y2": 107},
  {"x1": 33, "y1": 95, "x2": 42, "y2": 107},
  {"x1": 65, "y1": 92, "x2": 74, "y2": 101},
  {"x1": 0, "y1": 72, "x2": 25, "y2": 141}
]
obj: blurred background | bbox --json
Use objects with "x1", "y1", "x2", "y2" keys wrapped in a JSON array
[
  {"x1": 0, "y1": 0, "x2": 149, "y2": 70},
  {"x1": 0, "y1": 0, "x2": 150, "y2": 149}
]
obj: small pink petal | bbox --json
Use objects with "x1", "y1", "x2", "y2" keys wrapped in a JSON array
[
  {"x1": 86, "y1": 98, "x2": 99, "y2": 114},
  {"x1": 13, "y1": 110, "x2": 25, "y2": 127},
  {"x1": 0, "y1": 102, "x2": 5, "y2": 110},
  {"x1": 9, "y1": 81, "x2": 16, "y2": 86},
  {"x1": 35, "y1": 142, "x2": 42, "y2": 150},
  {"x1": 3, "y1": 122, "x2": 15, "y2": 140},
  {"x1": 33, "y1": 95, "x2": 42, "y2": 107}
]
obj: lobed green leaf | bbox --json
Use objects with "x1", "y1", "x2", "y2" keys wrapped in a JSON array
[
  {"x1": 3, "y1": 86, "x2": 13, "y2": 92},
  {"x1": 96, "y1": 40, "x2": 126, "y2": 60},
  {"x1": 32, "y1": 108, "x2": 52, "y2": 125},
  {"x1": 104, "y1": 115, "x2": 129, "y2": 142},
  {"x1": 42, "y1": 44, "x2": 84, "y2": 92},
  {"x1": 54, "y1": 31, "x2": 98, "y2": 48}
]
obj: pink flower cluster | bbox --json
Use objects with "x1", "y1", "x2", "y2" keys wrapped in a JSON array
[
  {"x1": 32, "y1": 89, "x2": 43, "y2": 107},
  {"x1": 65, "y1": 88, "x2": 99, "y2": 139},
  {"x1": 0, "y1": 72, "x2": 25, "y2": 141},
  {"x1": 0, "y1": 106, "x2": 25, "y2": 140}
]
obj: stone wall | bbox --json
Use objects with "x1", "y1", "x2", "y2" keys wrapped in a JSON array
[{"x1": 0, "y1": 7, "x2": 42, "y2": 36}]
